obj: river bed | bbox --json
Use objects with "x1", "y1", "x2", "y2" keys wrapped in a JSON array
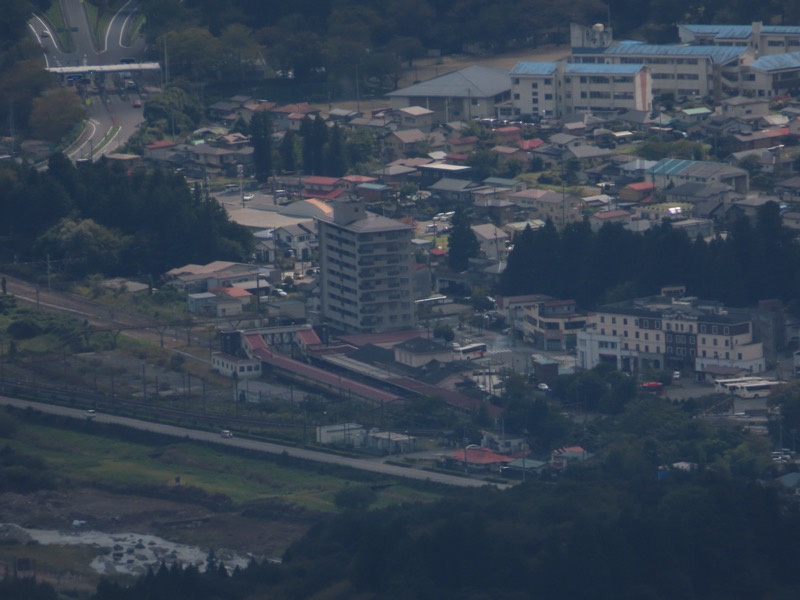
[{"x1": 0, "y1": 523, "x2": 253, "y2": 576}]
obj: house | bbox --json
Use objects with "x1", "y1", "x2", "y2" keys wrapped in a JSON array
[
  {"x1": 447, "y1": 135, "x2": 479, "y2": 154},
  {"x1": 395, "y1": 106, "x2": 436, "y2": 131},
  {"x1": 269, "y1": 102, "x2": 320, "y2": 131},
  {"x1": 446, "y1": 446, "x2": 513, "y2": 473},
  {"x1": 428, "y1": 177, "x2": 482, "y2": 204},
  {"x1": 719, "y1": 96, "x2": 770, "y2": 121},
  {"x1": 618, "y1": 181, "x2": 655, "y2": 203},
  {"x1": 300, "y1": 176, "x2": 344, "y2": 200},
  {"x1": 471, "y1": 223, "x2": 509, "y2": 260},
  {"x1": 589, "y1": 209, "x2": 633, "y2": 231},
  {"x1": 386, "y1": 65, "x2": 512, "y2": 122},
  {"x1": 273, "y1": 221, "x2": 316, "y2": 261},
  {"x1": 383, "y1": 128, "x2": 431, "y2": 158}
]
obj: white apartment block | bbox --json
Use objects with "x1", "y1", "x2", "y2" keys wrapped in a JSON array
[
  {"x1": 740, "y1": 52, "x2": 800, "y2": 98},
  {"x1": 572, "y1": 43, "x2": 745, "y2": 101},
  {"x1": 576, "y1": 296, "x2": 766, "y2": 376},
  {"x1": 317, "y1": 200, "x2": 416, "y2": 333},
  {"x1": 679, "y1": 23, "x2": 800, "y2": 57},
  {"x1": 509, "y1": 61, "x2": 651, "y2": 120}
]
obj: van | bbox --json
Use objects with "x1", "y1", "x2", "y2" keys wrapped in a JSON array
[{"x1": 221, "y1": 430, "x2": 233, "y2": 438}]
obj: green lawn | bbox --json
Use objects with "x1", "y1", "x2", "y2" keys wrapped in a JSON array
[{"x1": 9, "y1": 420, "x2": 442, "y2": 512}]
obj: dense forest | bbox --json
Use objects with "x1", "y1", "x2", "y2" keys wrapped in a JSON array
[
  {"x1": 132, "y1": 0, "x2": 800, "y2": 94},
  {"x1": 499, "y1": 201, "x2": 800, "y2": 311},
  {"x1": 88, "y1": 463, "x2": 800, "y2": 599},
  {"x1": 0, "y1": 154, "x2": 254, "y2": 278}
]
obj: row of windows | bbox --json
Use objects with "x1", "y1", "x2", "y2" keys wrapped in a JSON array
[{"x1": 619, "y1": 57, "x2": 700, "y2": 65}]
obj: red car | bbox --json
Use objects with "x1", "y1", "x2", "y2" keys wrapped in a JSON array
[{"x1": 133, "y1": 99, "x2": 142, "y2": 108}]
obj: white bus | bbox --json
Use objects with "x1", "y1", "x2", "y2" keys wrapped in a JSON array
[
  {"x1": 714, "y1": 377, "x2": 765, "y2": 394},
  {"x1": 454, "y1": 343, "x2": 487, "y2": 359},
  {"x1": 728, "y1": 379, "x2": 782, "y2": 399}
]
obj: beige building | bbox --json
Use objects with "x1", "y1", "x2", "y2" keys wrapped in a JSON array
[
  {"x1": 577, "y1": 295, "x2": 766, "y2": 376},
  {"x1": 317, "y1": 200, "x2": 416, "y2": 333},
  {"x1": 509, "y1": 59, "x2": 652, "y2": 120}
]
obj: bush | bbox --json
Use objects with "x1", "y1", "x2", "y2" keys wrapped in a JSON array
[{"x1": 7, "y1": 319, "x2": 43, "y2": 340}]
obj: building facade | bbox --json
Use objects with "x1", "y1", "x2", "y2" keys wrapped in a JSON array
[
  {"x1": 317, "y1": 200, "x2": 416, "y2": 333},
  {"x1": 576, "y1": 295, "x2": 766, "y2": 376}
]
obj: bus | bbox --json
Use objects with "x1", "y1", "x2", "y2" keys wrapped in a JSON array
[
  {"x1": 727, "y1": 379, "x2": 782, "y2": 399},
  {"x1": 454, "y1": 343, "x2": 487, "y2": 359},
  {"x1": 713, "y1": 377, "x2": 765, "y2": 394}
]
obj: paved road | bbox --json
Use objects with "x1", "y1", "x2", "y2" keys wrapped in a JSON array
[
  {"x1": 0, "y1": 396, "x2": 508, "y2": 490},
  {"x1": 31, "y1": 0, "x2": 148, "y2": 161}
]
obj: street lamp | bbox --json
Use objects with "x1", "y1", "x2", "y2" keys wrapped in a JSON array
[{"x1": 463, "y1": 444, "x2": 480, "y2": 474}]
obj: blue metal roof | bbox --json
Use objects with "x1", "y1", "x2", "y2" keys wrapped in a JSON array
[
  {"x1": 682, "y1": 23, "x2": 800, "y2": 36},
  {"x1": 510, "y1": 61, "x2": 558, "y2": 75},
  {"x1": 647, "y1": 158, "x2": 694, "y2": 176},
  {"x1": 752, "y1": 51, "x2": 800, "y2": 72},
  {"x1": 605, "y1": 43, "x2": 744, "y2": 64},
  {"x1": 565, "y1": 63, "x2": 643, "y2": 75}
]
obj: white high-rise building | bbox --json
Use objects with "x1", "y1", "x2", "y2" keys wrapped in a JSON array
[{"x1": 317, "y1": 200, "x2": 416, "y2": 333}]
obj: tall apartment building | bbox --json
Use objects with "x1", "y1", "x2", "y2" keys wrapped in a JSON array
[
  {"x1": 577, "y1": 295, "x2": 766, "y2": 376},
  {"x1": 317, "y1": 200, "x2": 416, "y2": 333}
]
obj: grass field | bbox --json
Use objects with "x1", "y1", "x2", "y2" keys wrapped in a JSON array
[{"x1": 7, "y1": 417, "x2": 443, "y2": 512}]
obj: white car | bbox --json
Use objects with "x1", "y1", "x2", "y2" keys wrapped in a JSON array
[
  {"x1": 537, "y1": 383, "x2": 550, "y2": 392},
  {"x1": 243, "y1": 193, "x2": 254, "y2": 201}
]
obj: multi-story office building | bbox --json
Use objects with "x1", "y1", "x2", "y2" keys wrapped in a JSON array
[
  {"x1": 577, "y1": 295, "x2": 766, "y2": 376},
  {"x1": 317, "y1": 200, "x2": 416, "y2": 333}
]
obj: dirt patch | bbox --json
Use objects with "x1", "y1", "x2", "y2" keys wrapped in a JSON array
[{"x1": 0, "y1": 487, "x2": 319, "y2": 591}]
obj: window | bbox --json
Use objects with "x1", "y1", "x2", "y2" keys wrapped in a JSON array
[
  {"x1": 544, "y1": 94, "x2": 553, "y2": 100},
  {"x1": 531, "y1": 82, "x2": 538, "y2": 88},
  {"x1": 514, "y1": 93, "x2": 520, "y2": 100},
  {"x1": 513, "y1": 78, "x2": 520, "y2": 84}
]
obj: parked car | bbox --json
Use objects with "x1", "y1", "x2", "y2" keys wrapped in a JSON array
[
  {"x1": 133, "y1": 99, "x2": 142, "y2": 108},
  {"x1": 537, "y1": 383, "x2": 550, "y2": 392},
  {"x1": 221, "y1": 430, "x2": 233, "y2": 439}
]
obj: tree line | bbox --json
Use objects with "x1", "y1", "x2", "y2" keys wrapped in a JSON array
[
  {"x1": 0, "y1": 155, "x2": 253, "y2": 280},
  {"x1": 499, "y1": 201, "x2": 800, "y2": 312}
]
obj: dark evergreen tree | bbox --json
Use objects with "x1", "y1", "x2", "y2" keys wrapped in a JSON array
[
  {"x1": 299, "y1": 116, "x2": 314, "y2": 174},
  {"x1": 446, "y1": 207, "x2": 479, "y2": 271},
  {"x1": 279, "y1": 130, "x2": 297, "y2": 173},
  {"x1": 324, "y1": 123, "x2": 347, "y2": 177},
  {"x1": 250, "y1": 111, "x2": 274, "y2": 183},
  {"x1": 310, "y1": 115, "x2": 328, "y2": 175}
]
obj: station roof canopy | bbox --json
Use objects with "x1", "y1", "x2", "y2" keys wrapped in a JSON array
[{"x1": 46, "y1": 62, "x2": 161, "y2": 75}]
